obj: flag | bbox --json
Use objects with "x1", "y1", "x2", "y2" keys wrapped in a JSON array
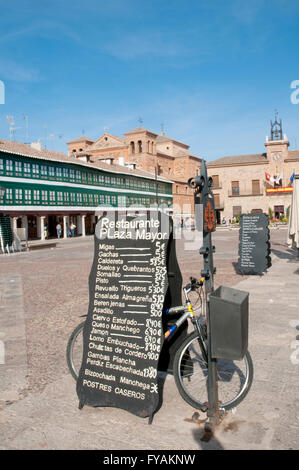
[
  {"x1": 290, "y1": 170, "x2": 295, "y2": 184},
  {"x1": 274, "y1": 171, "x2": 283, "y2": 184},
  {"x1": 265, "y1": 172, "x2": 271, "y2": 181}
]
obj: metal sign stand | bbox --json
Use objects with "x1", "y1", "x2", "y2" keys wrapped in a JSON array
[{"x1": 188, "y1": 159, "x2": 220, "y2": 433}]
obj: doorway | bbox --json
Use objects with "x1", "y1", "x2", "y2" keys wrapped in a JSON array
[
  {"x1": 274, "y1": 205, "x2": 284, "y2": 220},
  {"x1": 27, "y1": 215, "x2": 37, "y2": 239}
]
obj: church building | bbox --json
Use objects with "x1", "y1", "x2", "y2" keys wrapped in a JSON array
[{"x1": 67, "y1": 126, "x2": 202, "y2": 222}]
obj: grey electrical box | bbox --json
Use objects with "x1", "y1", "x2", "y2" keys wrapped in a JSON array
[{"x1": 209, "y1": 286, "x2": 249, "y2": 360}]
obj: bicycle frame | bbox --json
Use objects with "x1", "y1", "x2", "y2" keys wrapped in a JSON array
[{"x1": 164, "y1": 281, "x2": 208, "y2": 363}]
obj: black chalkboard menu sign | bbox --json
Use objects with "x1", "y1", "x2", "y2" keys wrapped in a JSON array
[
  {"x1": 237, "y1": 213, "x2": 271, "y2": 275},
  {"x1": 76, "y1": 211, "x2": 172, "y2": 418},
  {"x1": 0, "y1": 214, "x2": 13, "y2": 253}
]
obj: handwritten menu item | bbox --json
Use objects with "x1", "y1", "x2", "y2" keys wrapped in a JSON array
[
  {"x1": 76, "y1": 211, "x2": 171, "y2": 418},
  {"x1": 237, "y1": 213, "x2": 271, "y2": 275}
]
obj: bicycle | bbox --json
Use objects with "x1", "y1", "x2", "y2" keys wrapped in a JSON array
[{"x1": 66, "y1": 276, "x2": 253, "y2": 412}]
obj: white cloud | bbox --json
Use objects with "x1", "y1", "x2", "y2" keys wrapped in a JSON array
[
  {"x1": 0, "y1": 58, "x2": 40, "y2": 82},
  {"x1": 101, "y1": 32, "x2": 187, "y2": 60}
]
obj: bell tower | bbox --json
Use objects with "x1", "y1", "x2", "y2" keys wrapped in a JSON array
[
  {"x1": 270, "y1": 110, "x2": 283, "y2": 141},
  {"x1": 124, "y1": 127, "x2": 158, "y2": 173},
  {"x1": 265, "y1": 111, "x2": 289, "y2": 162}
]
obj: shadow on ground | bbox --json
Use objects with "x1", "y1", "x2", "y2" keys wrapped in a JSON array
[{"x1": 271, "y1": 247, "x2": 299, "y2": 262}]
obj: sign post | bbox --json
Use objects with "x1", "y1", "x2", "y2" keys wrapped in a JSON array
[{"x1": 188, "y1": 159, "x2": 219, "y2": 432}]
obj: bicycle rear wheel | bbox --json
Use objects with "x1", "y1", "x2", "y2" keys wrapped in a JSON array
[
  {"x1": 66, "y1": 322, "x2": 84, "y2": 380},
  {"x1": 173, "y1": 331, "x2": 253, "y2": 411}
]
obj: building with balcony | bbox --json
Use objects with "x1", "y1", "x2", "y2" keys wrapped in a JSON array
[
  {"x1": 0, "y1": 139, "x2": 173, "y2": 241},
  {"x1": 67, "y1": 126, "x2": 202, "y2": 222},
  {"x1": 207, "y1": 116, "x2": 299, "y2": 223}
]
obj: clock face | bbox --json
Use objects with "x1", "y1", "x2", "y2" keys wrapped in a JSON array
[{"x1": 271, "y1": 152, "x2": 282, "y2": 161}]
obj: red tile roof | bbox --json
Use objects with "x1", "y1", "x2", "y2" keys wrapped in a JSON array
[{"x1": 207, "y1": 153, "x2": 268, "y2": 166}]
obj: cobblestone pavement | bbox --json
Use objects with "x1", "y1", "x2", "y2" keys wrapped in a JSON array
[
  {"x1": 0, "y1": 228, "x2": 289, "y2": 399},
  {"x1": 0, "y1": 226, "x2": 298, "y2": 450}
]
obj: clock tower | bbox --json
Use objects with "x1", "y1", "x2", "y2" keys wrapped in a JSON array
[{"x1": 264, "y1": 112, "x2": 289, "y2": 184}]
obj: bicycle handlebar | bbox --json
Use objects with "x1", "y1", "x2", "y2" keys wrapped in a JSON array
[{"x1": 185, "y1": 277, "x2": 204, "y2": 292}]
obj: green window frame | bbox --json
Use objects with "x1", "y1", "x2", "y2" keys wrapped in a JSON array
[
  {"x1": 32, "y1": 164, "x2": 39, "y2": 177},
  {"x1": 41, "y1": 165, "x2": 48, "y2": 177},
  {"x1": 118, "y1": 195, "x2": 126, "y2": 207},
  {"x1": 25, "y1": 189, "x2": 31, "y2": 204},
  {"x1": 5, "y1": 188, "x2": 13, "y2": 203},
  {"x1": 57, "y1": 191, "x2": 63, "y2": 204},
  {"x1": 69, "y1": 169, "x2": 75, "y2": 182},
  {"x1": 6, "y1": 160, "x2": 13, "y2": 174},
  {"x1": 42, "y1": 190, "x2": 48, "y2": 202},
  {"x1": 49, "y1": 191, "x2": 55, "y2": 203},
  {"x1": 15, "y1": 161, "x2": 22, "y2": 174},
  {"x1": 33, "y1": 190, "x2": 40, "y2": 203},
  {"x1": 24, "y1": 162, "x2": 31, "y2": 175},
  {"x1": 15, "y1": 188, "x2": 23, "y2": 202},
  {"x1": 56, "y1": 167, "x2": 62, "y2": 180}
]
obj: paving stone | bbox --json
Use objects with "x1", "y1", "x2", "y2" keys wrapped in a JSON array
[{"x1": 0, "y1": 229, "x2": 298, "y2": 449}]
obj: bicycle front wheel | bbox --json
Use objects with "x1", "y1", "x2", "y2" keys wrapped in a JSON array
[
  {"x1": 66, "y1": 322, "x2": 84, "y2": 380},
  {"x1": 173, "y1": 331, "x2": 253, "y2": 411}
]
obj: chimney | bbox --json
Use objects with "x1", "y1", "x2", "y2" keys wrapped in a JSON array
[
  {"x1": 31, "y1": 139, "x2": 42, "y2": 152},
  {"x1": 125, "y1": 162, "x2": 136, "y2": 170}
]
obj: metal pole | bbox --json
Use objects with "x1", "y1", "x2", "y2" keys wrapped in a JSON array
[{"x1": 189, "y1": 159, "x2": 220, "y2": 432}]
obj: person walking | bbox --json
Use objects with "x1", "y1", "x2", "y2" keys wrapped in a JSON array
[
  {"x1": 70, "y1": 222, "x2": 76, "y2": 237},
  {"x1": 56, "y1": 222, "x2": 62, "y2": 238}
]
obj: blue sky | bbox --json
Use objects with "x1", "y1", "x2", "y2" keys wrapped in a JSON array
[{"x1": 0, "y1": 0, "x2": 299, "y2": 161}]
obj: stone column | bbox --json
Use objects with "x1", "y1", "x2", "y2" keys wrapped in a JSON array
[
  {"x1": 21, "y1": 216, "x2": 28, "y2": 240},
  {"x1": 37, "y1": 216, "x2": 41, "y2": 239},
  {"x1": 81, "y1": 215, "x2": 86, "y2": 237},
  {"x1": 11, "y1": 217, "x2": 18, "y2": 233},
  {"x1": 40, "y1": 216, "x2": 45, "y2": 240},
  {"x1": 77, "y1": 216, "x2": 82, "y2": 235},
  {"x1": 63, "y1": 215, "x2": 68, "y2": 239},
  {"x1": 37, "y1": 216, "x2": 46, "y2": 240}
]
